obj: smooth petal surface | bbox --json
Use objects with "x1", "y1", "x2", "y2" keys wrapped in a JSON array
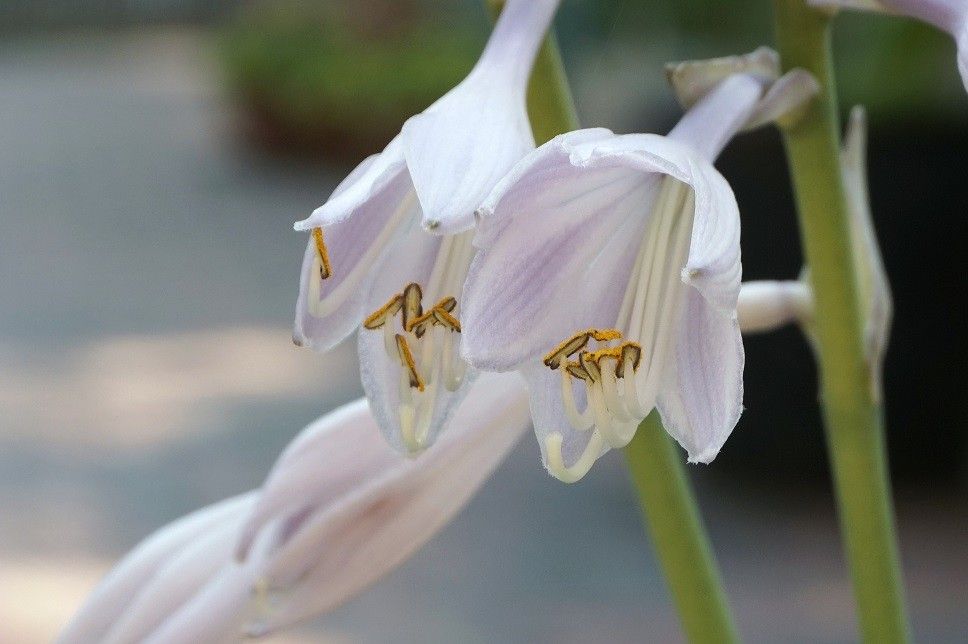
[
  {"x1": 100, "y1": 503, "x2": 254, "y2": 644},
  {"x1": 58, "y1": 493, "x2": 254, "y2": 644},
  {"x1": 657, "y1": 288, "x2": 744, "y2": 463},
  {"x1": 463, "y1": 129, "x2": 742, "y2": 371},
  {"x1": 292, "y1": 168, "x2": 418, "y2": 352},
  {"x1": 520, "y1": 361, "x2": 607, "y2": 482},
  {"x1": 402, "y1": 70, "x2": 534, "y2": 234},
  {"x1": 240, "y1": 372, "x2": 532, "y2": 636},
  {"x1": 462, "y1": 129, "x2": 657, "y2": 371}
]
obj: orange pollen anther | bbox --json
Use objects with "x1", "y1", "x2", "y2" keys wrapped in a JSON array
[{"x1": 311, "y1": 228, "x2": 332, "y2": 280}]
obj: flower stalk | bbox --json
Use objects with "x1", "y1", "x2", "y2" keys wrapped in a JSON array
[
  {"x1": 772, "y1": 1, "x2": 910, "y2": 641},
  {"x1": 624, "y1": 414, "x2": 740, "y2": 644},
  {"x1": 485, "y1": 2, "x2": 739, "y2": 641}
]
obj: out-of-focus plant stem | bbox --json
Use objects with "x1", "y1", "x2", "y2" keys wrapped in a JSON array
[
  {"x1": 772, "y1": 2, "x2": 910, "y2": 642},
  {"x1": 485, "y1": 3, "x2": 740, "y2": 642},
  {"x1": 625, "y1": 415, "x2": 741, "y2": 644}
]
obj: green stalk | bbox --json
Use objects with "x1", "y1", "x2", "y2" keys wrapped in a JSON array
[
  {"x1": 484, "y1": 3, "x2": 740, "y2": 641},
  {"x1": 625, "y1": 415, "x2": 740, "y2": 644},
  {"x1": 772, "y1": 2, "x2": 910, "y2": 641}
]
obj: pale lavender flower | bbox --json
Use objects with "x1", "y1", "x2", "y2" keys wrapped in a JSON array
[
  {"x1": 293, "y1": 0, "x2": 561, "y2": 456},
  {"x1": 461, "y1": 51, "x2": 814, "y2": 482},
  {"x1": 59, "y1": 372, "x2": 531, "y2": 642}
]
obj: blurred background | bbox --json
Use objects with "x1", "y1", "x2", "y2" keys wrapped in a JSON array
[{"x1": 1, "y1": 0, "x2": 965, "y2": 642}]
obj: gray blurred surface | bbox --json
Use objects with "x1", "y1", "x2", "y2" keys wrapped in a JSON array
[{"x1": 0, "y1": 29, "x2": 965, "y2": 644}]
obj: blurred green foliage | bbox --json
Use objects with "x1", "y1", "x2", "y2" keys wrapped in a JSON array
[
  {"x1": 220, "y1": 0, "x2": 963, "y2": 159},
  {"x1": 220, "y1": 1, "x2": 481, "y2": 158}
]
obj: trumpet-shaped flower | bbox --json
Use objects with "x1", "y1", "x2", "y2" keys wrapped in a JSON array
[
  {"x1": 462, "y1": 53, "x2": 811, "y2": 482},
  {"x1": 59, "y1": 372, "x2": 531, "y2": 643},
  {"x1": 810, "y1": 0, "x2": 967, "y2": 90},
  {"x1": 59, "y1": 287, "x2": 804, "y2": 643},
  {"x1": 293, "y1": 0, "x2": 561, "y2": 455}
]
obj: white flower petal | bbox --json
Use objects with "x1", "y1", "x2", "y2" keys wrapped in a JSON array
[
  {"x1": 57, "y1": 493, "x2": 254, "y2": 644},
  {"x1": 293, "y1": 172, "x2": 419, "y2": 352},
  {"x1": 294, "y1": 136, "x2": 407, "y2": 231},
  {"x1": 235, "y1": 399, "x2": 396, "y2": 561},
  {"x1": 241, "y1": 372, "x2": 531, "y2": 636},
  {"x1": 100, "y1": 507, "x2": 253, "y2": 644},
  {"x1": 462, "y1": 130, "x2": 656, "y2": 371},
  {"x1": 657, "y1": 288, "x2": 744, "y2": 464},
  {"x1": 402, "y1": 71, "x2": 534, "y2": 235},
  {"x1": 520, "y1": 361, "x2": 607, "y2": 483},
  {"x1": 571, "y1": 133, "x2": 744, "y2": 314}
]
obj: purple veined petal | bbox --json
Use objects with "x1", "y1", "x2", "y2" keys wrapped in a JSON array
[
  {"x1": 293, "y1": 169, "x2": 420, "y2": 352},
  {"x1": 571, "y1": 133, "x2": 744, "y2": 315},
  {"x1": 240, "y1": 372, "x2": 532, "y2": 637},
  {"x1": 462, "y1": 131, "x2": 659, "y2": 372},
  {"x1": 358, "y1": 222, "x2": 477, "y2": 454},
  {"x1": 57, "y1": 493, "x2": 255, "y2": 644},
  {"x1": 656, "y1": 287, "x2": 745, "y2": 464},
  {"x1": 99, "y1": 503, "x2": 255, "y2": 644}
]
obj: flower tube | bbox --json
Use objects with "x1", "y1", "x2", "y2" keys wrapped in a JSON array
[
  {"x1": 462, "y1": 51, "x2": 815, "y2": 481},
  {"x1": 293, "y1": 0, "x2": 562, "y2": 455},
  {"x1": 59, "y1": 373, "x2": 531, "y2": 642}
]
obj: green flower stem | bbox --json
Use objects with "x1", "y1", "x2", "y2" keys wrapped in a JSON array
[
  {"x1": 625, "y1": 415, "x2": 741, "y2": 644},
  {"x1": 485, "y1": 3, "x2": 740, "y2": 641},
  {"x1": 772, "y1": 2, "x2": 910, "y2": 641}
]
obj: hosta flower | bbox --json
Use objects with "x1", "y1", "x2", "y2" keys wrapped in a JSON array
[
  {"x1": 462, "y1": 52, "x2": 811, "y2": 482},
  {"x1": 293, "y1": 0, "x2": 561, "y2": 455},
  {"x1": 59, "y1": 372, "x2": 531, "y2": 643},
  {"x1": 810, "y1": 0, "x2": 967, "y2": 90}
]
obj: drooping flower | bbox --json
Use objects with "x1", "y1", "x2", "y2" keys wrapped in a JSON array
[
  {"x1": 58, "y1": 281, "x2": 810, "y2": 642},
  {"x1": 293, "y1": 0, "x2": 562, "y2": 455},
  {"x1": 59, "y1": 372, "x2": 531, "y2": 643},
  {"x1": 809, "y1": 0, "x2": 967, "y2": 90},
  {"x1": 461, "y1": 50, "x2": 815, "y2": 482}
]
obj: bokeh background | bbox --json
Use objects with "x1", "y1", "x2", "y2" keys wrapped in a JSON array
[{"x1": 1, "y1": 1, "x2": 966, "y2": 642}]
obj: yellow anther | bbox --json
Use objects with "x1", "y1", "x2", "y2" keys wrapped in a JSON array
[
  {"x1": 591, "y1": 329, "x2": 622, "y2": 342},
  {"x1": 579, "y1": 351, "x2": 602, "y2": 383},
  {"x1": 407, "y1": 310, "x2": 435, "y2": 337},
  {"x1": 435, "y1": 296, "x2": 457, "y2": 313},
  {"x1": 311, "y1": 228, "x2": 332, "y2": 280},
  {"x1": 406, "y1": 295, "x2": 460, "y2": 336},
  {"x1": 363, "y1": 293, "x2": 403, "y2": 329},
  {"x1": 618, "y1": 342, "x2": 642, "y2": 374},
  {"x1": 544, "y1": 333, "x2": 592, "y2": 369},
  {"x1": 394, "y1": 334, "x2": 425, "y2": 391},
  {"x1": 401, "y1": 283, "x2": 423, "y2": 332},
  {"x1": 565, "y1": 361, "x2": 592, "y2": 382},
  {"x1": 543, "y1": 328, "x2": 624, "y2": 369},
  {"x1": 432, "y1": 307, "x2": 461, "y2": 332}
]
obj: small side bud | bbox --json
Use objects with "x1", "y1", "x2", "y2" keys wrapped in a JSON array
[
  {"x1": 665, "y1": 47, "x2": 779, "y2": 110},
  {"x1": 666, "y1": 47, "x2": 819, "y2": 132},
  {"x1": 841, "y1": 106, "x2": 893, "y2": 401},
  {"x1": 737, "y1": 280, "x2": 813, "y2": 334}
]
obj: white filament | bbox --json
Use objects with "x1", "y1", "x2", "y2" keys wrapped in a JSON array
[{"x1": 545, "y1": 177, "x2": 695, "y2": 482}]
